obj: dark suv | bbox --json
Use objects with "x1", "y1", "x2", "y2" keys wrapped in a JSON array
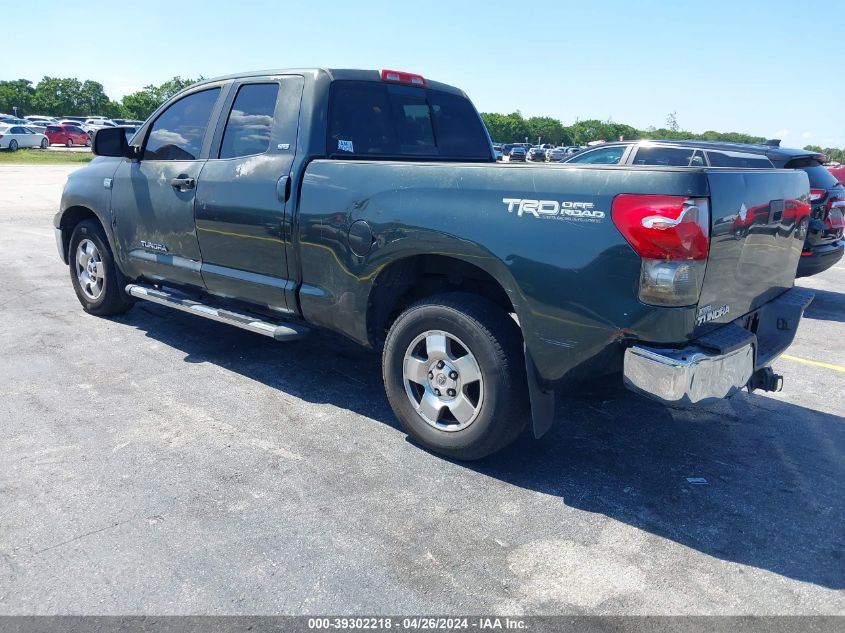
[{"x1": 563, "y1": 140, "x2": 845, "y2": 277}]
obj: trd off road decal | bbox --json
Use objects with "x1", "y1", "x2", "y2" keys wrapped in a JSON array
[{"x1": 502, "y1": 198, "x2": 605, "y2": 222}]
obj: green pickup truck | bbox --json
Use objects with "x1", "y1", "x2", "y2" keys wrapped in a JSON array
[{"x1": 55, "y1": 68, "x2": 814, "y2": 459}]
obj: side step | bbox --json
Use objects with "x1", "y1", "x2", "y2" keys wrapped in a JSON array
[{"x1": 126, "y1": 284, "x2": 309, "y2": 341}]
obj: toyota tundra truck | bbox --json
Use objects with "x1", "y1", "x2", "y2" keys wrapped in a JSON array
[{"x1": 54, "y1": 68, "x2": 814, "y2": 460}]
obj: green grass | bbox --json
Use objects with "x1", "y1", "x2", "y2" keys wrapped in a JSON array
[{"x1": 0, "y1": 148, "x2": 94, "y2": 164}]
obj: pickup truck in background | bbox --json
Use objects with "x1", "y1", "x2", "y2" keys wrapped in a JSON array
[{"x1": 55, "y1": 68, "x2": 814, "y2": 460}]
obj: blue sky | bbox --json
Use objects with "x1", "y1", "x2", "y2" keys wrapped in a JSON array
[{"x1": 4, "y1": 0, "x2": 843, "y2": 147}]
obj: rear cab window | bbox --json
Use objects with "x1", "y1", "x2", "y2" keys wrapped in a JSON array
[{"x1": 327, "y1": 81, "x2": 491, "y2": 161}]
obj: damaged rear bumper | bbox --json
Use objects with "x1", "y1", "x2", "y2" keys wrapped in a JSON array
[{"x1": 623, "y1": 287, "x2": 814, "y2": 405}]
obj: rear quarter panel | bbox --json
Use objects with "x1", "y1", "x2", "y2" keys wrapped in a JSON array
[{"x1": 296, "y1": 161, "x2": 711, "y2": 383}]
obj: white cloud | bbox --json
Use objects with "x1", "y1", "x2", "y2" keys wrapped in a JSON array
[
  {"x1": 774, "y1": 129, "x2": 790, "y2": 138},
  {"x1": 802, "y1": 131, "x2": 813, "y2": 139}
]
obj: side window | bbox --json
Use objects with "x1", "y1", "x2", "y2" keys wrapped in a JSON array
[
  {"x1": 632, "y1": 146, "x2": 698, "y2": 166},
  {"x1": 706, "y1": 150, "x2": 773, "y2": 168},
  {"x1": 144, "y1": 88, "x2": 220, "y2": 161},
  {"x1": 10, "y1": 127, "x2": 23, "y2": 134},
  {"x1": 219, "y1": 83, "x2": 279, "y2": 159},
  {"x1": 567, "y1": 145, "x2": 627, "y2": 165}
]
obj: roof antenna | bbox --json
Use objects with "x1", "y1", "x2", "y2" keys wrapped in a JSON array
[{"x1": 763, "y1": 139, "x2": 781, "y2": 147}]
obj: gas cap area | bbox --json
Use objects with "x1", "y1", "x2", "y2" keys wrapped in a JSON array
[{"x1": 348, "y1": 220, "x2": 374, "y2": 256}]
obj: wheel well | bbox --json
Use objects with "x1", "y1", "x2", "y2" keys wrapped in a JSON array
[
  {"x1": 59, "y1": 206, "x2": 101, "y2": 259},
  {"x1": 367, "y1": 255, "x2": 516, "y2": 346}
]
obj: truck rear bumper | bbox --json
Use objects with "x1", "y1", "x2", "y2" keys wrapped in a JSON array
[{"x1": 623, "y1": 287, "x2": 814, "y2": 405}]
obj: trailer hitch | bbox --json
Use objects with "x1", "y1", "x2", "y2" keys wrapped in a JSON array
[{"x1": 748, "y1": 366, "x2": 784, "y2": 393}]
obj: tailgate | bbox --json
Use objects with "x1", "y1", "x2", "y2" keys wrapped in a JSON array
[{"x1": 696, "y1": 169, "x2": 810, "y2": 333}]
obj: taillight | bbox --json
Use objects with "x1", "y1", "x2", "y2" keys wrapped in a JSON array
[
  {"x1": 380, "y1": 69, "x2": 426, "y2": 87},
  {"x1": 612, "y1": 194, "x2": 710, "y2": 307},
  {"x1": 809, "y1": 189, "x2": 826, "y2": 202}
]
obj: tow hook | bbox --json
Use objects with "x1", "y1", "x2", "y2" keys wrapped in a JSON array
[{"x1": 748, "y1": 366, "x2": 784, "y2": 393}]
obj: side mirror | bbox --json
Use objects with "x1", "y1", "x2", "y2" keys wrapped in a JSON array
[{"x1": 92, "y1": 126, "x2": 137, "y2": 159}]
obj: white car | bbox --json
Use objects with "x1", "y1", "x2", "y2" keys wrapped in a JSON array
[
  {"x1": 84, "y1": 118, "x2": 118, "y2": 130},
  {"x1": 0, "y1": 124, "x2": 49, "y2": 150},
  {"x1": 25, "y1": 115, "x2": 58, "y2": 125}
]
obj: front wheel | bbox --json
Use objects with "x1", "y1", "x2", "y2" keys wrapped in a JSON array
[
  {"x1": 383, "y1": 293, "x2": 529, "y2": 460},
  {"x1": 40, "y1": 138, "x2": 48, "y2": 149},
  {"x1": 68, "y1": 219, "x2": 134, "y2": 316},
  {"x1": 8, "y1": 139, "x2": 17, "y2": 151},
  {"x1": 65, "y1": 138, "x2": 73, "y2": 147}
]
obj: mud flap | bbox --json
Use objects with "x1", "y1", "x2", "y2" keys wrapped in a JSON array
[{"x1": 525, "y1": 344, "x2": 555, "y2": 439}]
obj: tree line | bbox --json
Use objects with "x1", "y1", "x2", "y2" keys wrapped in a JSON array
[
  {"x1": 0, "y1": 76, "x2": 201, "y2": 120},
  {"x1": 3, "y1": 76, "x2": 842, "y2": 161}
]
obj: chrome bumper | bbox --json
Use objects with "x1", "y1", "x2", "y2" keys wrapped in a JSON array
[
  {"x1": 623, "y1": 343, "x2": 754, "y2": 405},
  {"x1": 54, "y1": 226, "x2": 67, "y2": 264}
]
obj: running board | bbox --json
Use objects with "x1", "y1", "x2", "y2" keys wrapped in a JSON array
[{"x1": 125, "y1": 284, "x2": 309, "y2": 341}]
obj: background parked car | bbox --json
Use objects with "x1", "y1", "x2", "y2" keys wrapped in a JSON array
[
  {"x1": 0, "y1": 124, "x2": 49, "y2": 150},
  {"x1": 506, "y1": 145, "x2": 526, "y2": 162},
  {"x1": 564, "y1": 139, "x2": 844, "y2": 277},
  {"x1": 45, "y1": 124, "x2": 90, "y2": 147},
  {"x1": 526, "y1": 146, "x2": 546, "y2": 162},
  {"x1": 25, "y1": 115, "x2": 57, "y2": 125},
  {"x1": 545, "y1": 146, "x2": 568, "y2": 162}
]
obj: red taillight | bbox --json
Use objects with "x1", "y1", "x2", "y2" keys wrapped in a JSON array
[
  {"x1": 380, "y1": 69, "x2": 426, "y2": 87},
  {"x1": 611, "y1": 194, "x2": 710, "y2": 260},
  {"x1": 809, "y1": 188, "x2": 826, "y2": 202},
  {"x1": 612, "y1": 195, "x2": 710, "y2": 306}
]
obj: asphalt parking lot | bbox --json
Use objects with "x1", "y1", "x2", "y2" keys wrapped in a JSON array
[{"x1": 0, "y1": 164, "x2": 843, "y2": 615}]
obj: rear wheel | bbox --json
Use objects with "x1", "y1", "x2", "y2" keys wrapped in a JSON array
[
  {"x1": 68, "y1": 220, "x2": 134, "y2": 316},
  {"x1": 40, "y1": 138, "x2": 48, "y2": 149},
  {"x1": 85, "y1": 136, "x2": 91, "y2": 147},
  {"x1": 8, "y1": 139, "x2": 17, "y2": 151},
  {"x1": 383, "y1": 293, "x2": 529, "y2": 460}
]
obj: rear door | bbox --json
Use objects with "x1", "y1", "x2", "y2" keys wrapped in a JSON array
[
  {"x1": 696, "y1": 169, "x2": 811, "y2": 332},
  {"x1": 194, "y1": 75, "x2": 304, "y2": 315},
  {"x1": 111, "y1": 85, "x2": 226, "y2": 288}
]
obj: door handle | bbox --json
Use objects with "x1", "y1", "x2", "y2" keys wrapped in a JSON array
[{"x1": 170, "y1": 176, "x2": 196, "y2": 191}]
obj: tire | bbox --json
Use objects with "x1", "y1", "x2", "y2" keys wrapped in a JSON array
[
  {"x1": 382, "y1": 292, "x2": 529, "y2": 460},
  {"x1": 8, "y1": 139, "x2": 17, "y2": 152},
  {"x1": 65, "y1": 138, "x2": 73, "y2": 147},
  {"x1": 40, "y1": 138, "x2": 48, "y2": 149},
  {"x1": 68, "y1": 219, "x2": 134, "y2": 316},
  {"x1": 85, "y1": 136, "x2": 91, "y2": 147}
]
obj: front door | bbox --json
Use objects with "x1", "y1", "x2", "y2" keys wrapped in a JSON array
[
  {"x1": 111, "y1": 86, "x2": 225, "y2": 288},
  {"x1": 194, "y1": 75, "x2": 304, "y2": 315}
]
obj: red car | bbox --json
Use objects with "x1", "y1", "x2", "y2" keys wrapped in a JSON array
[
  {"x1": 44, "y1": 124, "x2": 90, "y2": 147},
  {"x1": 827, "y1": 164, "x2": 845, "y2": 186}
]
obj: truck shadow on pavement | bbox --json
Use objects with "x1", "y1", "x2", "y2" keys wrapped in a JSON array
[
  {"x1": 124, "y1": 303, "x2": 844, "y2": 591},
  {"x1": 802, "y1": 288, "x2": 845, "y2": 323}
]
